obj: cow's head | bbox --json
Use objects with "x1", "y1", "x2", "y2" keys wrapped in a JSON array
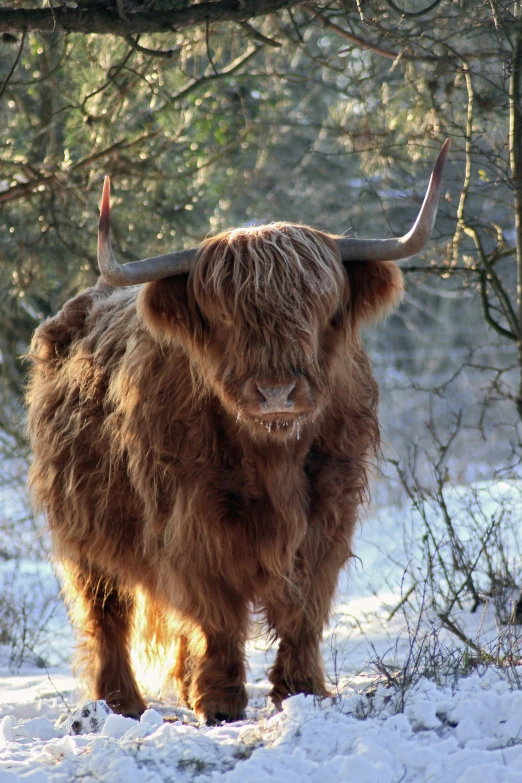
[
  {"x1": 97, "y1": 140, "x2": 449, "y2": 439},
  {"x1": 137, "y1": 224, "x2": 402, "y2": 437}
]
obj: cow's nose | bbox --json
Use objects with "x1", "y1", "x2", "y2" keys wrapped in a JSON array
[{"x1": 256, "y1": 383, "x2": 296, "y2": 412}]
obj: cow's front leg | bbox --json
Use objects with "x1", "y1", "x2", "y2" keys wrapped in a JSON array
[
  {"x1": 66, "y1": 563, "x2": 147, "y2": 718},
  {"x1": 181, "y1": 586, "x2": 249, "y2": 725},
  {"x1": 265, "y1": 528, "x2": 353, "y2": 709},
  {"x1": 190, "y1": 633, "x2": 248, "y2": 725},
  {"x1": 265, "y1": 596, "x2": 331, "y2": 709},
  {"x1": 269, "y1": 631, "x2": 329, "y2": 709}
]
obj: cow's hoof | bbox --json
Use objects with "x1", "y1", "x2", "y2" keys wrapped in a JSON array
[
  {"x1": 121, "y1": 707, "x2": 146, "y2": 720},
  {"x1": 205, "y1": 708, "x2": 247, "y2": 726},
  {"x1": 108, "y1": 699, "x2": 147, "y2": 720},
  {"x1": 270, "y1": 684, "x2": 332, "y2": 711}
]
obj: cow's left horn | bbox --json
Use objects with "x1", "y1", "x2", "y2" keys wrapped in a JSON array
[
  {"x1": 98, "y1": 177, "x2": 198, "y2": 286},
  {"x1": 336, "y1": 139, "x2": 450, "y2": 263}
]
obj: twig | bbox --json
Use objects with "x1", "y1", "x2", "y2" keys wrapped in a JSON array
[
  {"x1": 451, "y1": 62, "x2": 473, "y2": 266},
  {"x1": 205, "y1": 19, "x2": 219, "y2": 75},
  {"x1": 401, "y1": 265, "x2": 479, "y2": 275},
  {"x1": 44, "y1": 664, "x2": 72, "y2": 714},
  {"x1": 384, "y1": 0, "x2": 445, "y2": 17},
  {"x1": 81, "y1": 45, "x2": 135, "y2": 112},
  {"x1": 479, "y1": 270, "x2": 517, "y2": 342},
  {"x1": 240, "y1": 20, "x2": 281, "y2": 47},
  {"x1": 125, "y1": 35, "x2": 180, "y2": 60},
  {"x1": 157, "y1": 44, "x2": 259, "y2": 112},
  {"x1": 300, "y1": 4, "x2": 435, "y2": 62},
  {"x1": 0, "y1": 29, "x2": 25, "y2": 103},
  {"x1": 387, "y1": 583, "x2": 416, "y2": 621},
  {"x1": 438, "y1": 612, "x2": 494, "y2": 661}
]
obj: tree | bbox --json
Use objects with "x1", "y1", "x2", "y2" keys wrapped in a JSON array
[
  {"x1": 4, "y1": 1, "x2": 522, "y2": 428},
  {"x1": 0, "y1": 1, "x2": 303, "y2": 37},
  {"x1": 4, "y1": 1, "x2": 521, "y2": 448},
  {"x1": 301, "y1": 2, "x2": 522, "y2": 422}
]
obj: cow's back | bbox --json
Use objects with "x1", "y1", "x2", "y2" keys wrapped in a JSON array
[{"x1": 26, "y1": 283, "x2": 163, "y2": 578}]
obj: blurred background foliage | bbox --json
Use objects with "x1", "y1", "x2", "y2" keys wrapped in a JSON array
[
  {"x1": 1, "y1": 0, "x2": 520, "y2": 456},
  {"x1": 1, "y1": 0, "x2": 522, "y2": 643}
]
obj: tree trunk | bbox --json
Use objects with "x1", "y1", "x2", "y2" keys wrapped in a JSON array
[{"x1": 509, "y1": 5, "x2": 522, "y2": 417}]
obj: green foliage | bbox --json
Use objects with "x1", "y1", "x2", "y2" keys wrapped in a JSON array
[
  {"x1": 0, "y1": 0, "x2": 519, "y2": 419},
  {"x1": 0, "y1": 15, "x2": 364, "y2": 404}
]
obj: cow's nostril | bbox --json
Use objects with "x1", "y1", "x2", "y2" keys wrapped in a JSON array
[{"x1": 256, "y1": 383, "x2": 296, "y2": 411}]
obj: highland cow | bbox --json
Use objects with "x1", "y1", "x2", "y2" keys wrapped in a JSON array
[{"x1": 26, "y1": 141, "x2": 449, "y2": 725}]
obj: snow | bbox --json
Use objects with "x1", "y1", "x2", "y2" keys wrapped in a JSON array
[
  {"x1": 3, "y1": 672, "x2": 522, "y2": 782},
  {"x1": 1, "y1": 481, "x2": 522, "y2": 781}
]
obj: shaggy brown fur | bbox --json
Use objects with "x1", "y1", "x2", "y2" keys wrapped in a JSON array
[{"x1": 26, "y1": 223, "x2": 403, "y2": 724}]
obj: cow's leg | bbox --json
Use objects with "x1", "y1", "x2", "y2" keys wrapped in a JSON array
[
  {"x1": 183, "y1": 593, "x2": 249, "y2": 725},
  {"x1": 265, "y1": 529, "x2": 353, "y2": 709},
  {"x1": 265, "y1": 590, "x2": 330, "y2": 708},
  {"x1": 190, "y1": 634, "x2": 248, "y2": 725},
  {"x1": 171, "y1": 633, "x2": 191, "y2": 706},
  {"x1": 69, "y1": 565, "x2": 147, "y2": 718}
]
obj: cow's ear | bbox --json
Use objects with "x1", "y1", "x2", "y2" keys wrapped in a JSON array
[
  {"x1": 344, "y1": 260, "x2": 403, "y2": 326},
  {"x1": 137, "y1": 274, "x2": 198, "y2": 341}
]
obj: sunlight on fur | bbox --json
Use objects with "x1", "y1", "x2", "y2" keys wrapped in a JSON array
[{"x1": 129, "y1": 588, "x2": 180, "y2": 699}]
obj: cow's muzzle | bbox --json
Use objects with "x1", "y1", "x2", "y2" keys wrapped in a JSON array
[
  {"x1": 238, "y1": 377, "x2": 316, "y2": 424},
  {"x1": 256, "y1": 383, "x2": 296, "y2": 414}
]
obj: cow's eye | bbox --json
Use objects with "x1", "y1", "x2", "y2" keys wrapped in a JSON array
[
  {"x1": 195, "y1": 303, "x2": 209, "y2": 329},
  {"x1": 330, "y1": 308, "x2": 343, "y2": 328}
]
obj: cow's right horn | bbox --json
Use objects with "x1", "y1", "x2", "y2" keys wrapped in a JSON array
[
  {"x1": 97, "y1": 177, "x2": 198, "y2": 286},
  {"x1": 336, "y1": 139, "x2": 450, "y2": 263}
]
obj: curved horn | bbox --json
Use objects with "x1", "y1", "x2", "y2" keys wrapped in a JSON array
[
  {"x1": 336, "y1": 138, "x2": 450, "y2": 263},
  {"x1": 97, "y1": 177, "x2": 198, "y2": 286}
]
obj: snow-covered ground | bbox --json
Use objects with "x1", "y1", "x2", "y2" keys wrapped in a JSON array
[
  {"x1": 4, "y1": 666, "x2": 522, "y2": 783},
  {"x1": 1, "y1": 481, "x2": 522, "y2": 782}
]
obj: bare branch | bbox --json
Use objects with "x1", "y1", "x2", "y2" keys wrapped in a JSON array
[
  {"x1": 157, "y1": 44, "x2": 260, "y2": 112},
  {"x1": 80, "y1": 45, "x2": 135, "y2": 112},
  {"x1": 239, "y1": 20, "x2": 282, "y2": 47},
  {"x1": 451, "y1": 64, "x2": 473, "y2": 266},
  {"x1": 0, "y1": 1, "x2": 304, "y2": 37},
  {"x1": 125, "y1": 36, "x2": 181, "y2": 60},
  {"x1": 384, "y1": 0, "x2": 445, "y2": 17},
  {"x1": 301, "y1": 4, "x2": 436, "y2": 62},
  {"x1": 0, "y1": 30, "x2": 25, "y2": 103},
  {"x1": 465, "y1": 223, "x2": 518, "y2": 336},
  {"x1": 438, "y1": 613, "x2": 494, "y2": 660},
  {"x1": 0, "y1": 133, "x2": 161, "y2": 206},
  {"x1": 401, "y1": 265, "x2": 479, "y2": 275},
  {"x1": 479, "y1": 271, "x2": 517, "y2": 342},
  {"x1": 0, "y1": 173, "x2": 55, "y2": 205},
  {"x1": 509, "y1": 20, "x2": 522, "y2": 417}
]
